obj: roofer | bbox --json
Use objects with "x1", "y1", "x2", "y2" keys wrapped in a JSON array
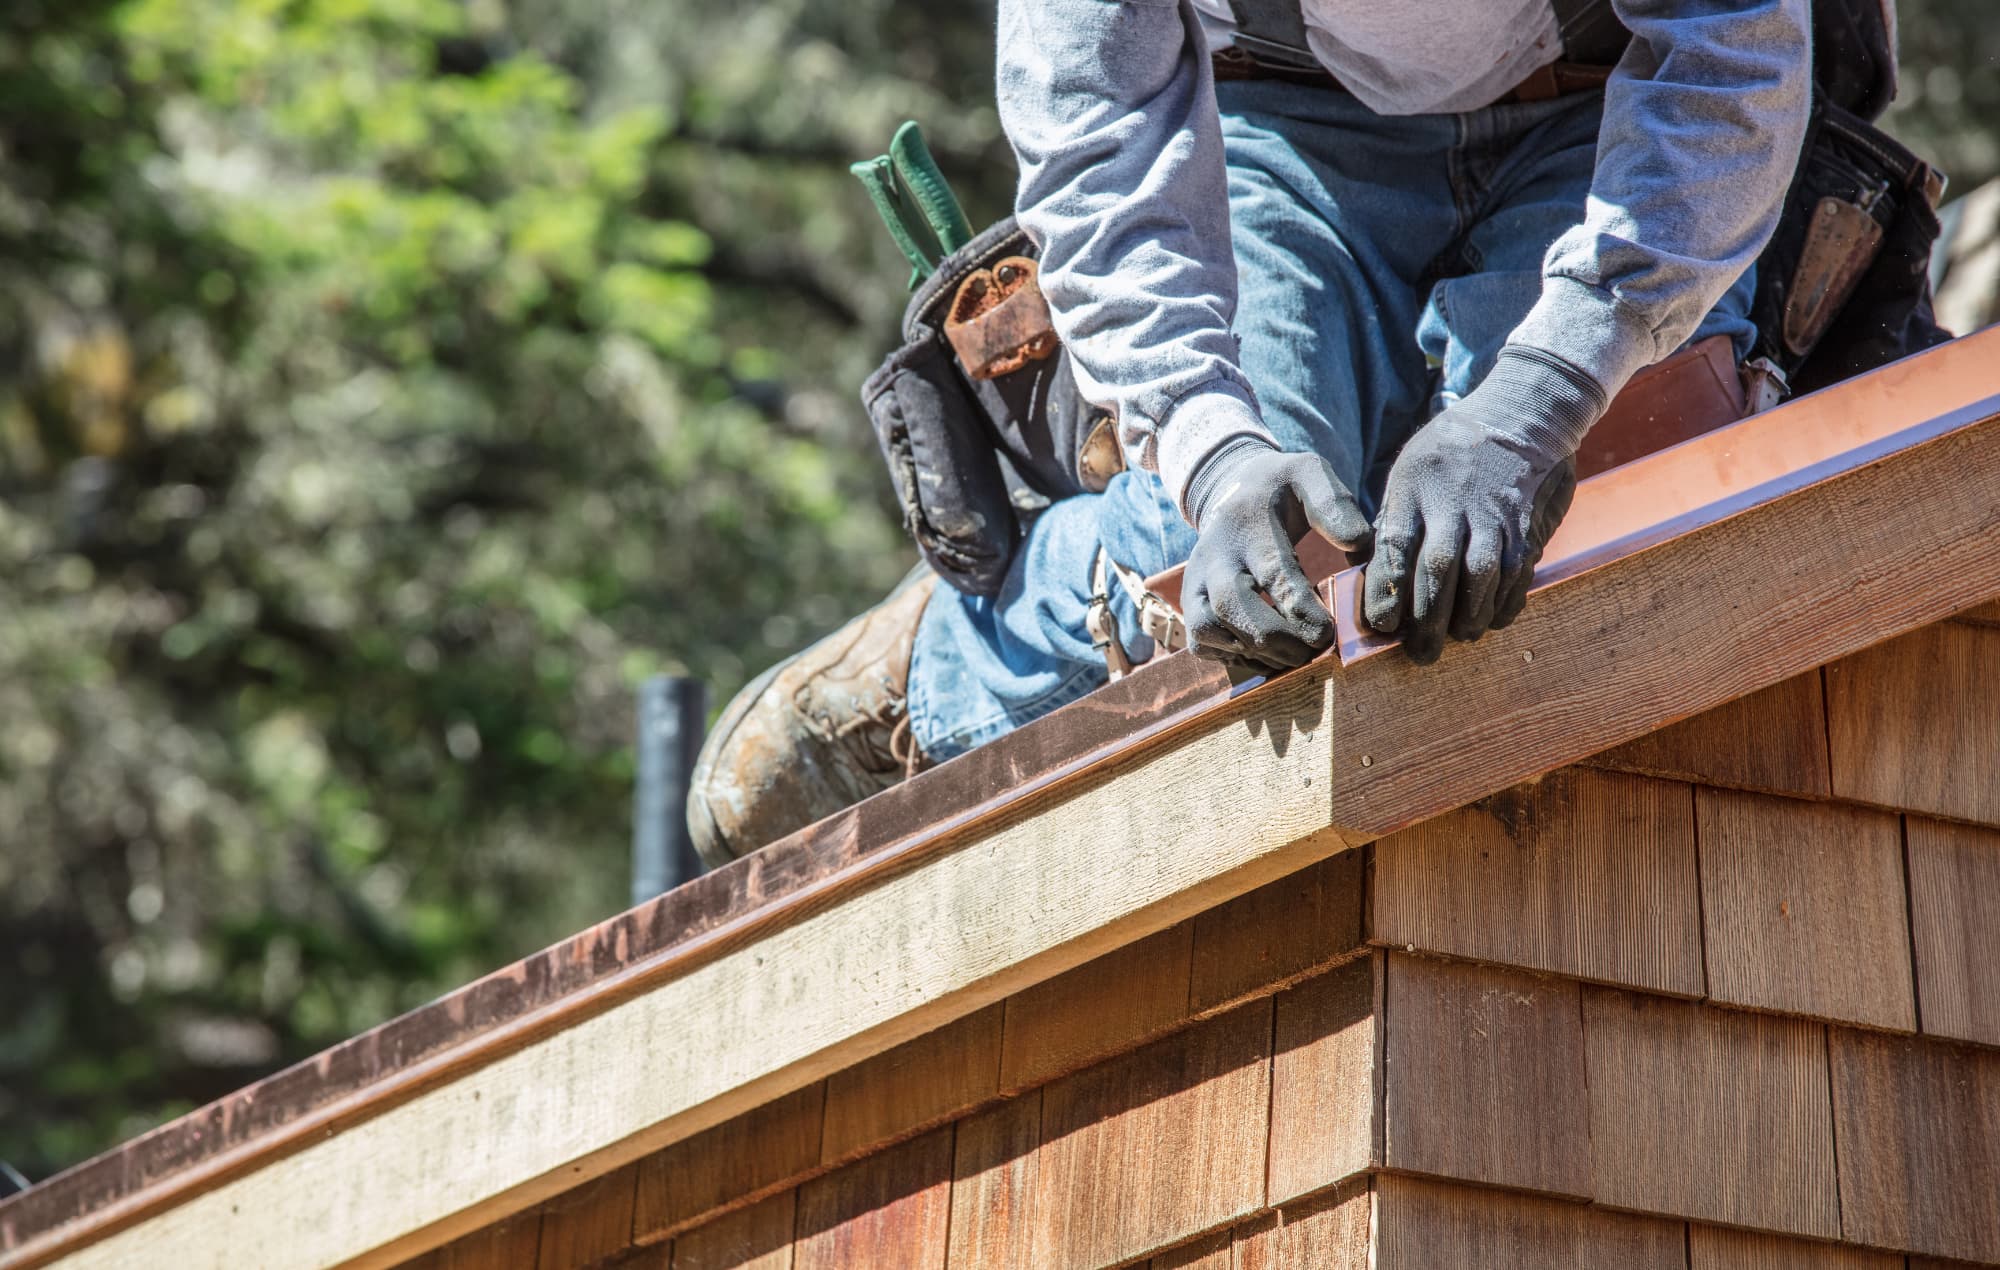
[{"x1": 687, "y1": 0, "x2": 1945, "y2": 865}]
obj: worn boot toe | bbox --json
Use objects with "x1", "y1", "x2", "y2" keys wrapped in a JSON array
[{"x1": 687, "y1": 567, "x2": 936, "y2": 867}]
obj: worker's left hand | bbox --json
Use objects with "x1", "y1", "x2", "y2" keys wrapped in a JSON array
[{"x1": 1363, "y1": 347, "x2": 1597, "y2": 664}]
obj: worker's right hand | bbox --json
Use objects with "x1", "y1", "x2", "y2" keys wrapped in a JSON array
[{"x1": 1181, "y1": 442, "x2": 1373, "y2": 672}]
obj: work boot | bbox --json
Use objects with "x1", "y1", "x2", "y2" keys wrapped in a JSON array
[{"x1": 687, "y1": 566, "x2": 937, "y2": 867}]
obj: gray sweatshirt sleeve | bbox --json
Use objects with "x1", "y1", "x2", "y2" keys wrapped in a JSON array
[
  {"x1": 1508, "y1": 0, "x2": 1812, "y2": 421},
  {"x1": 995, "y1": 0, "x2": 1274, "y2": 516}
]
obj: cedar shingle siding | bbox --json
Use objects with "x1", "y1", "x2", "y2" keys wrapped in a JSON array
[{"x1": 415, "y1": 610, "x2": 2000, "y2": 1265}]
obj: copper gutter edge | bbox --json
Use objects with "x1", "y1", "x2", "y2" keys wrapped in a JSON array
[
  {"x1": 0, "y1": 655, "x2": 1283, "y2": 1270},
  {"x1": 7, "y1": 329, "x2": 1999, "y2": 1266},
  {"x1": 1329, "y1": 393, "x2": 2000, "y2": 664},
  {"x1": 1330, "y1": 328, "x2": 2000, "y2": 663}
]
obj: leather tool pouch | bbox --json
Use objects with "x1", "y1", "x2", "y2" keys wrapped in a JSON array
[
  {"x1": 862, "y1": 331, "x2": 1019, "y2": 596},
  {"x1": 1751, "y1": 99, "x2": 1952, "y2": 397},
  {"x1": 863, "y1": 216, "x2": 1116, "y2": 597}
]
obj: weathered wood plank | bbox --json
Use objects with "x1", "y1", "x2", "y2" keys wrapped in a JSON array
[
  {"x1": 942, "y1": 1095, "x2": 1040, "y2": 1270},
  {"x1": 671, "y1": 1192, "x2": 794, "y2": 1270},
  {"x1": 1953, "y1": 598, "x2": 2000, "y2": 627},
  {"x1": 1326, "y1": 391, "x2": 2000, "y2": 841},
  {"x1": 1027, "y1": 1001, "x2": 1273, "y2": 1269},
  {"x1": 1231, "y1": 1179, "x2": 1371, "y2": 1270},
  {"x1": 632, "y1": 1084, "x2": 824, "y2": 1243},
  {"x1": 1591, "y1": 672, "x2": 1832, "y2": 798},
  {"x1": 602, "y1": 1244, "x2": 672, "y2": 1270},
  {"x1": 1695, "y1": 789, "x2": 1915, "y2": 1031},
  {"x1": 998, "y1": 921, "x2": 1195, "y2": 1093},
  {"x1": 1582, "y1": 989, "x2": 1837, "y2": 1237},
  {"x1": 1372, "y1": 768, "x2": 1703, "y2": 996},
  {"x1": 1267, "y1": 956, "x2": 1381, "y2": 1205},
  {"x1": 1829, "y1": 1028, "x2": 2000, "y2": 1262},
  {"x1": 1372, "y1": 1174, "x2": 1682, "y2": 1270},
  {"x1": 1148, "y1": 1229, "x2": 1231, "y2": 1270},
  {"x1": 1384, "y1": 956, "x2": 1589, "y2": 1199},
  {"x1": 535, "y1": 1164, "x2": 638, "y2": 1270},
  {"x1": 792, "y1": 1128, "x2": 953, "y2": 1270},
  {"x1": 1906, "y1": 816, "x2": 2000, "y2": 1046},
  {"x1": 820, "y1": 1005, "x2": 1001, "y2": 1166},
  {"x1": 1686, "y1": 1225, "x2": 1899, "y2": 1270},
  {"x1": 1826, "y1": 622, "x2": 2000, "y2": 829},
  {"x1": 400, "y1": 1211, "x2": 541, "y2": 1270},
  {"x1": 1189, "y1": 852, "x2": 1365, "y2": 1014}
]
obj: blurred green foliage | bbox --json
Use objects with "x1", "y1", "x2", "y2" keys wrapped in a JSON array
[
  {"x1": 0, "y1": 0, "x2": 1009, "y2": 1175},
  {"x1": 0, "y1": 0, "x2": 1990, "y2": 1181}
]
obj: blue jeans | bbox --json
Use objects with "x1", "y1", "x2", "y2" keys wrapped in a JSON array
[{"x1": 907, "y1": 79, "x2": 1756, "y2": 763}]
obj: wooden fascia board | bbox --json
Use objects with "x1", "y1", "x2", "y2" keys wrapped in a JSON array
[{"x1": 7, "y1": 329, "x2": 2000, "y2": 1269}]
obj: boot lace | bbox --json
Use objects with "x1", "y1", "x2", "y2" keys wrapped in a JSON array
[{"x1": 825, "y1": 691, "x2": 927, "y2": 782}]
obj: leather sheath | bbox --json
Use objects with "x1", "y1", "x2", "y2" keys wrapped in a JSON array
[
  {"x1": 945, "y1": 257, "x2": 1059, "y2": 381},
  {"x1": 1782, "y1": 196, "x2": 1887, "y2": 356}
]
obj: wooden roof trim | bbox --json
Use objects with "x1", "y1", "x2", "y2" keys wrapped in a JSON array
[{"x1": 5, "y1": 329, "x2": 2000, "y2": 1270}]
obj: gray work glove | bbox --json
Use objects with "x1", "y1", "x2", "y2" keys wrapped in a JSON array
[
  {"x1": 1182, "y1": 440, "x2": 1374, "y2": 672},
  {"x1": 1363, "y1": 346, "x2": 1601, "y2": 664}
]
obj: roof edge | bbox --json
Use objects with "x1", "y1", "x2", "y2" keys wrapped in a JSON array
[{"x1": 7, "y1": 328, "x2": 2000, "y2": 1269}]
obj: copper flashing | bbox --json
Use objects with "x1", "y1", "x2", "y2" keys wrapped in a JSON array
[{"x1": 4, "y1": 327, "x2": 2000, "y2": 1268}]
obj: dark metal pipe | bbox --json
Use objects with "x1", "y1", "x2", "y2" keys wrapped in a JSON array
[{"x1": 632, "y1": 675, "x2": 708, "y2": 906}]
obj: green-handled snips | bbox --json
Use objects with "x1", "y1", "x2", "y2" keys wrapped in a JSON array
[{"x1": 851, "y1": 120, "x2": 974, "y2": 289}]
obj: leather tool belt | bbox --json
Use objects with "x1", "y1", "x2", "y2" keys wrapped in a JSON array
[{"x1": 862, "y1": 217, "x2": 1120, "y2": 597}]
